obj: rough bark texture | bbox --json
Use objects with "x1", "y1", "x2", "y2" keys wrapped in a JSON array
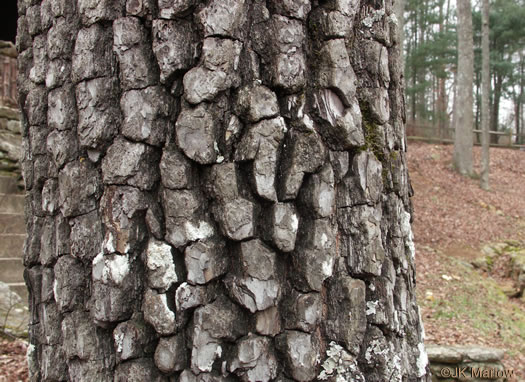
[
  {"x1": 480, "y1": 0, "x2": 490, "y2": 190},
  {"x1": 453, "y1": 0, "x2": 474, "y2": 176},
  {"x1": 18, "y1": 0, "x2": 430, "y2": 381}
]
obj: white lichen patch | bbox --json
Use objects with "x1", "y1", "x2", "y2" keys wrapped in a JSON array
[
  {"x1": 364, "y1": 339, "x2": 387, "y2": 363},
  {"x1": 399, "y1": 210, "x2": 411, "y2": 237},
  {"x1": 114, "y1": 332, "x2": 124, "y2": 354},
  {"x1": 92, "y1": 252, "x2": 130, "y2": 285},
  {"x1": 388, "y1": 13, "x2": 399, "y2": 26},
  {"x1": 400, "y1": 210, "x2": 416, "y2": 260},
  {"x1": 185, "y1": 220, "x2": 214, "y2": 241},
  {"x1": 322, "y1": 257, "x2": 334, "y2": 278},
  {"x1": 213, "y1": 141, "x2": 225, "y2": 163},
  {"x1": 364, "y1": 339, "x2": 403, "y2": 382},
  {"x1": 278, "y1": 117, "x2": 288, "y2": 133},
  {"x1": 26, "y1": 343, "x2": 35, "y2": 360},
  {"x1": 146, "y1": 240, "x2": 173, "y2": 270},
  {"x1": 290, "y1": 214, "x2": 299, "y2": 232},
  {"x1": 26, "y1": 343, "x2": 38, "y2": 377},
  {"x1": 366, "y1": 300, "x2": 379, "y2": 316},
  {"x1": 145, "y1": 239, "x2": 178, "y2": 292},
  {"x1": 416, "y1": 342, "x2": 429, "y2": 377},
  {"x1": 318, "y1": 342, "x2": 365, "y2": 381},
  {"x1": 53, "y1": 279, "x2": 59, "y2": 302},
  {"x1": 320, "y1": 233, "x2": 328, "y2": 248},
  {"x1": 318, "y1": 188, "x2": 334, "y2": 214},
  {"x1": 362, "y1": 8, "x2": 385, "y2": 28},
  {"x1": 389, "y1": 353, "x2": 403, "y2": 382},
  {"x1": 104, "y1": 231, "x2": 116, "y2": 253},
  {"x1": 226, "y1": 116, "x2": 241, "y2": 142},
  {"x1": 302, "y1": 114, "x2": 314, "y2": 131},
  {"x1": 418, "y1": 308, "x2": 426, "y2": 340}
]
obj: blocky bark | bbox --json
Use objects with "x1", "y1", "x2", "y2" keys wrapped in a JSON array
[{"x1": 20, "y1": 1, "x2": 430, "y2": 381}]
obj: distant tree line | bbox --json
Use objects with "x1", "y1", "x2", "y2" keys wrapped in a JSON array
[{"x1": 403, "y1": 0, "x2": 525, "y2": 143}]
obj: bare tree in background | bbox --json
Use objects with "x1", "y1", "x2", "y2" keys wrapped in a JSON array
[
  {"x1": 454, "y1": 0, "x2": 474, "y2": 176},
  {"x1": 394, "y1": 0, "x2": 406, "y2": 74},
  {"x1": 481, "y1": 0, "x2": 490, "y2": 190},
  {"x1": 18, "y1": 0, "x2": 430, "y2": 381}
]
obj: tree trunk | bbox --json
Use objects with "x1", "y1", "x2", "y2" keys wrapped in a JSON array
[
  {"x1": 451, "y1": 69, "x2": 458, "y2": 142},
  {"x1": 475, "y1": 70, "x2": 480, "y2": 135},
  {"x1": 515, "y1": 96, "x2": 520, "y2": 143},
  {"x1": 18, "y1": 1, "x2": 430, "y2": 381},
  {"x1": 481, "y1": 0, "x2": 490, "y2": 190},
  {"x1": 454, "y1": 0, "x2": 474, "y2": 176},
  {"x1": 394, "y1": 0, "x2": 406, "y2": 74},
  {"x1": 518, "y1": 51, "x2": 524, "y2": 145},
  {"x1": 491, "y1": 71, "x2": 503, "y2": 143},
  {"x1": 410, "y1": 5, "x2": 418, "y2": 123}
]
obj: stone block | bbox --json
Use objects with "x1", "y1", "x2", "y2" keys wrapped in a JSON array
[
  {"x1": 113, "y1": 313, "x2": 156, "y2": 363},
  {"x1": 226, "y1": 239, "x2": 281, "y2": 313},
  {"x1": 276, "y1": 331, "x2": 320, "y2": 382},
  {"x1": 324, "y1": 274, "x2": 366, "y2": 354},
  {"x1": 176, "y1": 103, "x2": 219, "y2": 165},
  {"x1": 160, "y1": 146, "x2": 196, "y2": 190},
  {"x1": 72, "y1": 24, "x2": 114, "y2": 82},
  {"x1": 121, "y1": 86, "x2": 172, "y2": 146},
  {"x1": 185, "y1": 239, "x2": 227, "y2": 285},
  {"x1": 53, "y1": 255, "x2": 85, "y2": 312},
  {"x1": 152, "y1": 19, "x2": 197, "y2": 84},
  {"x1": 143, "y1": 288, "x2": 176, "y2": 335},
  {"x1": 154, "y1": 333, "x2": 187, "y2": 373},
  {"x1": 196, "y1": 0, "x2": 247, "y2": 39},
  {"x1": 113, "y1": 17, "x2": 159, "y2": 90},
  {"x1": 58, "y1": 160, "x2": 102, "y2": 217},
  {"x1": 229, "y1": 334, "x2": 278, "y2": 382},
  {"x1": 76, "y1": 77, "x2": 120, "y2": 149},
  {"x1": 102, "y1": 138, "x2": 160, "y2": 190}
]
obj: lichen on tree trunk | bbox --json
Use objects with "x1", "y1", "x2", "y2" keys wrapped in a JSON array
[{"x1": 18, "y1": 0, "x2": 430, "y2": 381}]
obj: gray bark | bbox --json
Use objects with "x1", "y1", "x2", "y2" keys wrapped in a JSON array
[
  {"x1": 454, "y1": 0, "x2": 474, "y2": 176},
  {"x1": 18, "y1": 0, "x2": 430, "y2": 381},
  {"x1": 480, "y1": 0, "x2": 490, "y2": 190}
]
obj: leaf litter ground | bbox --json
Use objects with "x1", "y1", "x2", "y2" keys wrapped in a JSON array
[{"x1": 408, "y1": 142, "x2": 525, "y2": 380}]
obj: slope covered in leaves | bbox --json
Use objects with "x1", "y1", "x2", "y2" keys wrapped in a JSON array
[
  {"x1": 408, "y1": 142, "x2": 525, "y2": 379},
  {"x1": 408, "y1": 142, "x2": 525, "y2": 248}
]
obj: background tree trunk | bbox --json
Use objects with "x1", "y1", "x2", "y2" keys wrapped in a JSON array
[
  {"x1": 516, "y1": 51, "x2": 525, "y2": 144},
  {"x1": 480, "y1": 0, "x2": 490, "y2": 190},
  {"x1": 18, "y1": 0, "x2": 430, "y2": 381},
  {"x1": 454, "y1": 0, "x2": 474, "y2": 175},
  {"x1": 491, "y1": 71, "x2": 503, "y2": 143},
  {"x1": 394, "y1": 0, "x2": 406, "y2": 74}
]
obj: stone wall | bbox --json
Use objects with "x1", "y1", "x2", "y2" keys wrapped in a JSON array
[
  {"x1": 472, "y1": 242, "x2": 525, "y2": 302},
  {"x1": 0, "y1": 105, "x2": 22, "y2": 177},
  {"x1": 0, "y1": 40, "x2": 26, "y2": 338},
  {"x1": 0, "y1": 41, "x2": 18, "y2": 107},
  {"x1": 427, "y1": 345, "x2": 510, "y2": 382},
  {"x1": 0, "y1": 41, "x2": 22, "y2": 181}
]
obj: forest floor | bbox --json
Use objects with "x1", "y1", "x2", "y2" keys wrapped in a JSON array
[
  {"x1": 0, "y1": 337, "x2": 27, "y2": 382},
  {"x1": 1, "y1": 142, "x2": 524, "y2": 381},
  {"x1": 408, "y1": 141, "x2": 525, "y2": 380}
]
